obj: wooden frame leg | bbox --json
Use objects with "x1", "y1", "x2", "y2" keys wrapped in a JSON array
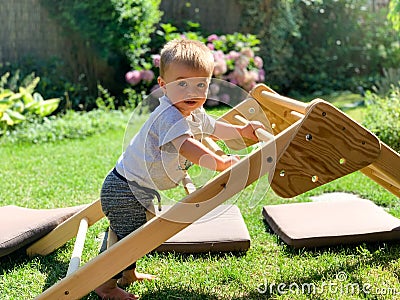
[{"x1": 27, "y1": 200, "x2": 104, "y2": 257}]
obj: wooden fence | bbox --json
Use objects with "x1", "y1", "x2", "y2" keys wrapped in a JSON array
[
  {"x1": 0, "y1": 0, "x2": 65, "y2": 64},
  {"x1": 0, "y1": 0, "x2": 117, "y2": 98},
  {"x1": 159, "y1": 0, "x2": 243, "y2": 33}
]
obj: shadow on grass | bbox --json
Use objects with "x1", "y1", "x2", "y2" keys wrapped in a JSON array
[
  {"x1": 150, "y1": 250, "x2": 249, "y2": 262},
  {"x1": 0, "y1": 245, "x2": 70, "y2": 291}
]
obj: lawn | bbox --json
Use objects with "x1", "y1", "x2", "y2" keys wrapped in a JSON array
[{"x1": 0, "y1": 99, "x2": 399, "y2": 299}]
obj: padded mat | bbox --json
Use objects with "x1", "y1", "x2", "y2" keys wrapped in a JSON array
[
  {"x1": 155, "y1": 204, "x2": 250, "y2": 253},
  {"x1": 0, "y1": 205, "x2": 86, "y2": 257},
  {"x1": 262, "y1": 194, "x2": 400, "y2": 248}
]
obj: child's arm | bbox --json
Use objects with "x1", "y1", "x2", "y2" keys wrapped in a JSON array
[
  {"x1": 212, "y1": 120, "x2": 265, "y2": 142},
  {"x1": 171, "y1": 135, "x2": 239, "y2": 172}
]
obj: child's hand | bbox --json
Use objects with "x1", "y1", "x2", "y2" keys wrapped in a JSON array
[{"x1": 240, "y1": 121, "x2": 266, "y2": 141}]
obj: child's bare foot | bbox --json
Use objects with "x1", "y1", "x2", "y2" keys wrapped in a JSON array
[
  {"x1": 94, "y1": 278, "x2": 138, "y2": 299},
  {"x1": 117, "y1": 269, "x2": 157, "y2": 287}
]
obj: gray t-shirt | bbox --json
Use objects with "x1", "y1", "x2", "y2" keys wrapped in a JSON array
[{"x1": 115, "y1": 96, "x2": 216, "y2": 190}]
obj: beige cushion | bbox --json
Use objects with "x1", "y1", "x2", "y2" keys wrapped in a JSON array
[
  {"x1": 0, "y1": 205, "x2": 85, "y2": 257},
  {"x1": 155, "y1": 204, "x2": 250, "y2": 253},
  {"x1": 262, "y1": 196, "x2": 400, "y2": 248}
]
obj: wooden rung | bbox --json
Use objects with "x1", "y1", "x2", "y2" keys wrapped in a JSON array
[
  {"x1": 234, "y1": 114, "x2": 275, "y2": 142},
  {"x1": 259, "y1": 90, "x2": 308, "y2": 114},
  {"x1": 182, "y1": 174, "x2": 196, "y2": 194},
  {"x1": 66, "y1": 217, "x2": 89, "y2": 276},
  {"x1": 202, "y1": 136, "x2": 226, "y2": 157},
  {"x1": 290, "y1": 110, "x2": 304, "y2": 120}
]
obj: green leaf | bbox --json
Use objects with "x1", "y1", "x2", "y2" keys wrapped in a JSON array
[
  {"x1": 0, "y1": 90, "x2": 14, "y2": 100},
  {"x1": 24, "y1": 77, "x2": 40, "y2": 94},
  {"x1": 19, "y1": 87, "x2": 34, "y2": 104},
  {"x1": 33, "y1": 92, "x2": 44, "y2": 103},
  {"x1": 5, "y1": 109, "x2": 25, "y2": 123},
  {"x1": 35, "y1": 98, "x2": 60, "y2": 117},
  {"x1": 12, "y1": 101, "x2": 25, "y2": 113},
  {"x1": 1, "y1": 111, "x2": 14, "y2": 125},
  {"x1": 8, "y1": 92, "x2": 23, "y2": 102},
  {"x1": 25, "y1": 101, "x2": 40, "y2": 112}
]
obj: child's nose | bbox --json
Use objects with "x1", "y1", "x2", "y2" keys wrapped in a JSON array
[{"x1": 187, "y1": 86, "x2": 205, "y2": 98}]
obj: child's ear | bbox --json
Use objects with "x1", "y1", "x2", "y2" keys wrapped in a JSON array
[
  {"x1": 158, "y1": 76, "x2": 167, "y2": 95},
  {"x1": 157, "y1": 76, "x2": 166, "y2": 89}
]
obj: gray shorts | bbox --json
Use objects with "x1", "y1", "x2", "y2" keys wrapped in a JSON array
[{"x1": 100, "y1": 169, "x2": 158, "y2": 240}]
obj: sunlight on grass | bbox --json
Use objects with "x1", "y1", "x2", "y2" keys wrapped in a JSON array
[{"x1": 0, "y1": 103, "x2": 399, "y2": 299}]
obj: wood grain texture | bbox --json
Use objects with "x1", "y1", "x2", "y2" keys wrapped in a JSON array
[
  {"x1": 220, "y1": 97, "x2": 274, "y2": 150},
  {"x1": 361, "y1": 142, "x2": 400, "y2": 197},
  {"x1": 271, "y1": 100, "x2": 381, "y2": 198}
]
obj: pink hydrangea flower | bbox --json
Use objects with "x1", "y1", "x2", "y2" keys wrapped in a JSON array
[
  {"x1": 207, "y1": 43, "x2": 215, "y2": 50},
  {"x1": 212, "y1": 50, "x2": 227, "y2": 77},
  {"x1": 226, "y1": 50, "x2": 240, "y2": 61},
  {"x1": 209, "y1": 83, "x2": 220, "y2": 95},
  {"x1": 125, "y1": 70, "x2": 141, "y2": 86},
  {"x1": 207, "y1": 34, "x2": 219, "y2": 42},
  {"x1": 219, "y1": 93, "x2": 230, "y2": 104},
  {"x1": 213, "y1": 50, "x2": 225, "y2": 60},
  {"x1": 241, "y1": 48, "x2": 254, "y2": 58},
  {"x1": 152, "y1": 54, "x2": 161, "y2": 68},
  {"x1": 258, "y1": 69, "x2": 265, "y2": 82},
  {"x1": 254, "y1": 56, "x2": 263, "y2": 69},
  {"x1": 140, "y1": 70, "x2": 155, "y2": 82},
  {"x1": 214, "y1": 59, "x2": 227, "y2": 77},
  {"x1": 235, "y1": 56, "x2": 250, "y2": 69}
]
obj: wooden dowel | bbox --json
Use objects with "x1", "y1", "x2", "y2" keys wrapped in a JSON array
[
  {"x1": 290, "y1": 110, "x2": 304, "y2": 120},
  {"x1": 234, "y1": 115, "x2": 275, "y2": 142},
  {"x1": 260, "y1": 90, "x2": 307, "y2": 114},
  {"x1": 182, "y1": 174, "x2": 196, "y2": 194},
  {"x1": 202, "y1": 137, "x2": 226, "y2": 157},
  {"x1": 66, "y1": 217, "x2": 89, "y2": 276}
]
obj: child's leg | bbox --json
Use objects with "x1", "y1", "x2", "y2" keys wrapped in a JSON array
[
  {"x1": 118, "y1": 265, "x2": 157, "y2": 287},
  {"x1": 95, "y1": 170, "x2": 157, "y2": 298},
  {"x1": 94, "y1": 278, "x2": 138, "y2": 300}
]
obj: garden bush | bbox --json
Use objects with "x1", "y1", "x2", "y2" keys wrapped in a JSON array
[
  {"x1": 124, "y1": 22, "x2": 265, "y2": 107},
  {"x1": 8, "y1": 0, "x2": 163, "y2": 111},
  {"x1": 363, "y1": 87, "x2": 400, "y2": 152},
  {"x1": 0, "y1": 109, "x2": 130, "y2": 145},
  {"x1": 0, "y1": 71, "x2": 60, "y2": 135},
  {"x1": 0, "y1": 73, "x2": 130, "y2": 144},
  {"x1": 238, "y1": 0, "x2": 400, "y2": 96}
]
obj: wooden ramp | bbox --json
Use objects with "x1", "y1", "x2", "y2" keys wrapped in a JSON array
[{"x1": 29, "y1": 84, "x2": 400, "y2": 299}]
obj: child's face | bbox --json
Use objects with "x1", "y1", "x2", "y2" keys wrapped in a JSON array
[{"x1": 158, "y1": 63, "x2": 211, "y2": 117}]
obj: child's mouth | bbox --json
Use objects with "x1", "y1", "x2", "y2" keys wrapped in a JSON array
[{"x1": 184, "y1": 100, "x2": 197, "y2": 105}]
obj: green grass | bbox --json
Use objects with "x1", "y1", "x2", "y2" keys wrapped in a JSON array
[{"x1": 0, "y1": 105, "x2": 399, "y2": 299}]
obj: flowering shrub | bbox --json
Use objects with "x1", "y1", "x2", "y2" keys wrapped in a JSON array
[{"x1": 124, "y1": 23, "x2": 264, "y2": 106}]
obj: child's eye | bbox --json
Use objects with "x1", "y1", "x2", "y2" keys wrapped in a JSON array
[
  {"x1": 197, "y1": 82, "x2": 207, "y2": 88},
  {"x1": 178, "y1": 81, "x2": 188, "y2": 87}
]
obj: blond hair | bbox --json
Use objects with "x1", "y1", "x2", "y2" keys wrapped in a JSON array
[{"x1": 159, "y1": 39, "x2": 214, "y2": 77}]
